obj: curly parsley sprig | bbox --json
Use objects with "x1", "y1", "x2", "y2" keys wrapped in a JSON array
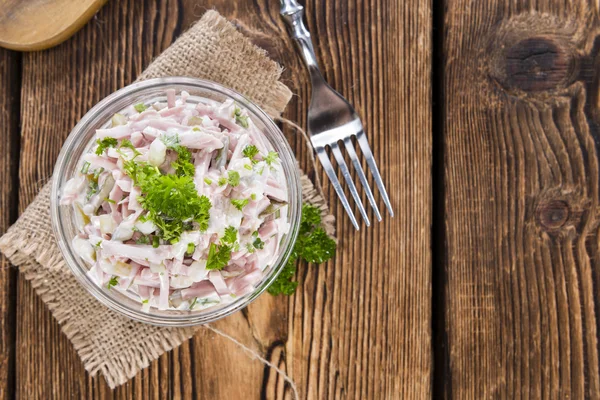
[{"x1": 268, "y1": 204, "x2": 336, "y2": 296}]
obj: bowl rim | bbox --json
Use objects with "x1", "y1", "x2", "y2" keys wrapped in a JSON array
[{"x1": 50, "y1": 77, "x2": 302, "y2": 326}]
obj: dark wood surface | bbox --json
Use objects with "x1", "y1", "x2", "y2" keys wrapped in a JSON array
[
  {"x1": 0, "y1": 0, "x2": 432, "y2": 399},
  {"x1": 443, "y1": 0, "x2": 600, "y2": 398}
]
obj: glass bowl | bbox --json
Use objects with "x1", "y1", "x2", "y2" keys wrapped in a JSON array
[{"x1": 50, "y1": 77, "x2": 301, "y2": 326}]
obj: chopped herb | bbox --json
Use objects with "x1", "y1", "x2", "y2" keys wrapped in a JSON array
[
  {"x1": 152, "y1": 236, "x2": 160, "y2": 248},
  {"x1": 228, "y1": 171, "x2": 240, "y2": 187},
  {"x1": 204, "y1": 177, "x2": 213, "y2": 185},
  {"x1": 253, "y1": 236, "x2": 265, "y2": 250},
  {"x1": 234, "y1": 107, "x2": 249, "y2": 128},
  {"x1": 218, "y1": 177, "x2": 227, "y2": 186},
  {"x1": 95, "y1": 241, "x2": 102, "y2": 247},
  {"x1": 107, "y1": 276, "x2": 119, "y2": 290},
  {"x1": 105, "y1": 198, "x2": 116, "y2": 204},
  {"x1": 171, "y1": 145, "x2": 195, "y2": 177},
  {"x1": 246, "y1": 243, "x2": 256, "y2": 254},
  {"x1": 142, "y1": 299, "x2": 149, "y2": 304},
  {"x1": 119, "y1": 139, "x2": 141, "y2": 158},
  {"x1": 93, "y1": 167, "x2": 104, "y2": 180},
  {"x1": 186, "y1": 243, "x2": 196, "y2": 254},
  {"x1": 222, "y1": 226, "x2": 237, "y2": 245},
  {"x1": 244, "y1": 164, "x2": 253, "y2": 170},
  {"x1": 206, "y1": 242, "x2": 231, "y2": 271},
  {"x1": 124, "y1": 159, "x2": 211, "y2": 242},
  {"x1": 242, "y1": 145, "x2": 259, "y2": 160},
  {"x1": 192, "y1": 127, "x2": 200, "y2": 132},
  {"x1": 189, "y1": 297, "x2": 198, "y2": 310},
  {"x1": 81, "y1": 161, "x2": 90, "y2": 174},
  {"x1": 86, "y1": 180, "x2": 99, "y2": 201},
  {"x1": 136, "y1": 236, "x2": 150, "y2": 245},
  {"x1": 267, "y1": 260, "x2": 298, "y2": 296},
  {"x1": 95, "y1": 137, "x2": 118, "y2": 155},
  {"x1": 251, "y1": 193, "x2": 257, "y2": 201},
  {"x1": 231, "y1": 198, "x2": 249, "y2": 211},
  {"x1": 264, "y1": 151, "x2": 279, "y2": 166},
  {"x1": 268, "y1": 204, "x2": 336, "y2": 296},
  {"x1": 134, "y1": 103, "x2": 147, "y2": 113}
]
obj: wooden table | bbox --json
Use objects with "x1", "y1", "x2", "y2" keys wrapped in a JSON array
[{"x1": 2, "y1": 0, "x2": 600, "y2": 398}]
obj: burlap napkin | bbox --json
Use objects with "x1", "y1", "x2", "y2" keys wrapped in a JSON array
[{"x1": 0, "y1": 10, "x2": 333, "y2": 389}]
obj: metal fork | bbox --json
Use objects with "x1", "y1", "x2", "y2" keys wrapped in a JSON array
[{"x1": 280, "y1": 0, "x2": 394, "y2": 230}]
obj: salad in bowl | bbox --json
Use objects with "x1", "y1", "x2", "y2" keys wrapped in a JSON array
[{"x1": 51, "y1": 78, "x2": 301, "y2": 326}]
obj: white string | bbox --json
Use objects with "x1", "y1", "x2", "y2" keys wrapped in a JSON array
[{"x1": 204, "y1": 324, "x2": 300, "y2": 399}]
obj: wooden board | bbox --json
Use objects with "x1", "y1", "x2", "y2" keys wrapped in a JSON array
[
  {"x1": 11, "y1": 0, "x2": 432, "y2": 399},
  {"x1": 0, "y1": 0, "x2": 107, "y2": 51},
  {"x1": 443, "y1": 0, "x2": 600, "y2": 397},
  {"x1": 0, "y1": 49, "x2": 19, "y2": 399}
]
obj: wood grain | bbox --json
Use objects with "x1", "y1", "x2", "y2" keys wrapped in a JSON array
[
  {"x1": 0, "y1": 0, "x2": 107, "y2": 51},
  {"x1": 0, "y1": 49, "x2": 19, "y2": 399},
  {"x1": 443, "y1": 1, "x2": 600, "y2": 398},
  {"x1": 12, "y1": 0, "x2": 431, "y2": 398}
]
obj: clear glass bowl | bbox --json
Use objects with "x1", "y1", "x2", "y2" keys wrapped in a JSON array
[{"x1": 50, "y1": 77, "x2": 301, "y2": 326}]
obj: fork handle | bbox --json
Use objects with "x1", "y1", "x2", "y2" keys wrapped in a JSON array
[{"x1": 279, "y1": 0, "x2": 323, "y2": 81}]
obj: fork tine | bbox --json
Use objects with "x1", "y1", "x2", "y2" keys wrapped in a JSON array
[
  {"x1": 356, "y1": 131, "x2": 394, "y2": 217},
  {"x1": 330, "y1": 143, "x2": 370, "y2": 226},
  {"x1": 343, "y1": 137, "x2": 382, "y2": 221},
  {"x1": 315, "y1": 146, "x2": 360, "y2": 230}
]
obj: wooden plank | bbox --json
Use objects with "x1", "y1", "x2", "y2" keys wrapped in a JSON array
[
  {"x1": 443, "y1": 1, "x2": 600, "y2": 397},
  {"x1": 16, "y1": 0, "x2": 432, "y2": 398},
  {"x1": 0, "y1": 49, "x2": 19, "y2": 399}
]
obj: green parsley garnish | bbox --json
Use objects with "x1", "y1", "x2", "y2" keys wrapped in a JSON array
[
  {"x1": 242, "y1": 145, "x2": 259, "y2": 160},
  {"x1": 105, "y1": 198, "x2": 116, "y2": 204},
  {"x1": 136, "y1": 236, "x2": 150, "y2": 245},
  {"x1": 234, "y1": 107, "x2": 249, "y2": 128},
  {"x1": 107, "y1": 276, "x2": 119, "y2": 290},
  {"x1": 152, "y1": 236, "x2": 160, "y2": 248},
  {"x1": 204, "y1": 177, "x2": 213, "y2": 185},
  {"x1": 206, "y1": 242, "x2": 231, "y2": 270},
  {"x1": 228, "y1": 171, "x2": 240, "y2": 187},
  {"x1": 218, "y1": 177, "x2": 227, "y2": 186},
  {"x1": 251, "y1": 193, "x2": 257, "y2": 201},
  {"x1": 134, "y1": 103, "x2": 147, "y2": 113},
  {"x1": 118, "y1": 139, "x2": 141, "y2": 158},
  {"x1": 222, "y1": 226, "x2": 237, "y2": 245},
  {"x1": 268, "y1": 261, "x2": 298, "y2": 296},
  {"x1": 187, "y1": 243, "x2": 196, "y2": 255},
  {"x1": 253, "y1": 236, "x2": 265, "y2": 250},
  {"x1": 123, "y1": 159, "x2": 211, "y2": 242},
  {"x1": 81, "y1": 161, "x2": 90, "y2": 174},
  {"x1": 95, "y1": 137, "x2": 118, "y2": 155},
  {"x1": 142, "y1": 299, "x2": 149, "y2": 304},
  {"x1": 244, "y1": 164, "x2": 253, "y2": 170},
  {"x1": 171, "y1": 145, "x2": 195, "y2": 177},
  {"x1": 158, "y1": 135, "x2": 195, "y2": 177},
  {"x1": 264, "y1": 151, "x2": 279, "y2": 166},
  {"x1": 231, "y1": 199, "x2": 249, "y2": 211},
  {"x1": 268, "y1": 204, "x2": 336, "y2": 296}
]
